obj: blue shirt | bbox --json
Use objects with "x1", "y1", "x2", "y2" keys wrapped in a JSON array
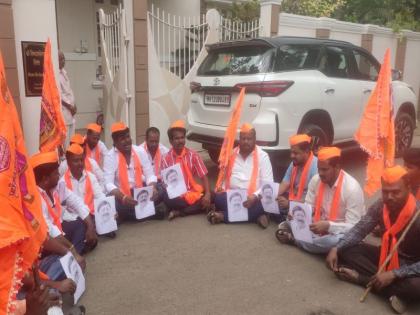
[{"x1": 283, "y1": 155, "x2": 318, "y2": 200}]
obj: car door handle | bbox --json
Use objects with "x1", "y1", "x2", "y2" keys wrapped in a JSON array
[
  {"x1": 324, "y1": 88, "x2": 335, "y2": 94},
  {"x1": 363, "y1": 89, "x2": 372, "y2": 94}
]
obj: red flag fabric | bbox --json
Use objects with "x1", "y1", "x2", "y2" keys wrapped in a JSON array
[
  {"x1": 39, "y1": 39, "x2": 66, "y2": 152},
  {"x1": 354, "y1": 48, "x2": 395, "y2": 196},
  {"x1": 0, "y1": 52, "x2": 47, "y2": 314},
  {"x1": 215, "y1": 87, "x2": 246, "y2": 191}
]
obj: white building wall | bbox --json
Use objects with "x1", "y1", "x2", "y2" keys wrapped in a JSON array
[
  {"x1": 12, "y1": 0, "x2": 59, "y2": 155},
  {"x1": 371, "y1": 33, "x2": 397, "y2": 67},
  {"x1": 403, "y1": 35, "x2": 420, "y2": 99}
]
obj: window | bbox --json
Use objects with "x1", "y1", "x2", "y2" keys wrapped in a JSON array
[
  {"x1": 352, "y1": 50, "x2": 379, "y2": 81},
  {"x1": 319, "y1": 46, "x2": 349, "y2": 78},
  {"x1": 274, "y1": 45, "x2": 321, "y2": 72},
  {"x1": 197, "y1": 45, "x2": 275, "y2": 76}
]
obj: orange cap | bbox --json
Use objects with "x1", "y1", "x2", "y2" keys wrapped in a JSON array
[
  {"x1": 318, "y1": 147, "x2": 341, "y2": 161},
  {"x1": 66, "y1": 143, "x2": 84, "y2": 155},
  {"x1": 111, "y1": 121, "x2": 128, "y2": 134},
  {"x1": 86, "y1": 123, "x2": 102, "y2": 133},
  {"x1": 70, "y1": 133, "x2": 85, "y2": 145},
  {"x1": 30, "y1": 151, "x2": 59, "y2": 169},
  {"x1": 170, "y1": 120, "x2": 185, "y2": 129},
  {"x1": 382, "y1": 165, "x2": 408, "y2": 184},
  {"x1": 240, "y1": 123, "x2": 254, "y2": 133},
  {"x1": 289, "y1": 134, "x2": 311, "y2": 146}
]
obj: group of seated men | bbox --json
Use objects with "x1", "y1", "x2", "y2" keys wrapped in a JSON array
[{"x1": 24, "y1": 119, "x2": 420, "y2": 314}]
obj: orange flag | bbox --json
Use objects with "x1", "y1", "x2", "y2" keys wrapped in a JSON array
[
  {"x1": 39, "y1": 39, "x2": 66, "y2": 152},
  {"x1": 215, "y1": 87, "x2": 246, "y2": 191},
  {"x1": 0, "y1": 52, "x2": 48, "y2": 314},
  {"x1": 354, "y1": 48, "x2": 395, "y2": 195}
]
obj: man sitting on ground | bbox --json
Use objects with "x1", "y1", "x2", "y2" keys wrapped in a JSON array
[
  {"x1": 31, "y1": 151, "x2": 97, "y2": 255},
  {"x1": 208, "y1": 123, "x2": 273, "y2": 228},
  {"x1": 276, "y1": 134, "x2": 318, "y2": 221},
  {"x1": 85, "y1": 123, "x2": 108, "y2": 168},
  {"x1": 276, "y1": 147, "x2": 365, "y2": 253},
  {"x1": 326, "y1": 166, "x2": 420, "y2": 314},
  {"x1": 60, "y1": 144, "x2": 111, "y2": 237},
  {"x1": 103, "y1": 122, "x2": 161, "y2": 222},
  {"x1": 403, "y1": 147, "x2": 420, "y2": 199},
  {"x1": 161, "y1": 120, "x2": 211, "y2": 220},
  {"x1": 139, "y1": 127, "x2": 169, "y2": 179}
]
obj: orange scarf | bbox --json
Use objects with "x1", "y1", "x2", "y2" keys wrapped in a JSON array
[
  {"x1": 145, "y1": 144, "x2": 161, "y2": 179},
  {"x1": 176, "y1": 148, "x2": 203, "y2": 205},
  {"x1": 380, "y1": 194, "x2": 416, "y2": 271},
  {"x1": 40, "y1": 191, "x2": 62, "y2": 232},
  {"x1": 225, "y1": 147, "x2": 259, "y2": 196},
  {"x1": 64, "y1": 170, "x2": 94, "y2": 214},
  {"x1": 313, "y1": 171, "x2": 344, "y2": 222},
  {"x1": 86, "y1": 144, "x2": 101, "y2": 165},
  {"x1": 84, "y1": 157, "x2": 92, "y2": 173},
  {"x1": 289, "y1": 153, "x2": 314, "y2": 201},
  {"x1": 118, "y1": 150, "x2": 143, "y2": 197}
]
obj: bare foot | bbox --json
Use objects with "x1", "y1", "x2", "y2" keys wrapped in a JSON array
[
  {"x1": 207, "y1": 211, "x2": 224, "y2": 224},
  {"x1": 257, "y1": 214, "x2": 269, "y2": 229},
  {"x1": 335, "y1": 267, "x2": 360, "y2": 284},
  {"x1": 168, "y1": 210, "x2": 181, "y2": 221},
  {"x1": 275, "y1": 229, "x2": 294, "y2": 244}
]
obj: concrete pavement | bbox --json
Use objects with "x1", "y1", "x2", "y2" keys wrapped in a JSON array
[{"x1": 80, "y1": 129, "x2": 420, "y2": 315}]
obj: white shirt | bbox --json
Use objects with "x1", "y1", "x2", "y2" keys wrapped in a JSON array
[
  {"x1": 305, "y1": 171, "x2": 365, "y2": 235},
  {"x1": 138, "y1": 142, "x2": 169, "y2": 177},
  {"x1": 59, "y1": 158, "x2": 105, "y2": 192},
  {"x1": 87, "y1": 140, "x2": 109, "y2": 167},
  {"x1": 59, "y1": 170, "x2": 105, "y2": 221},
  {"x1": 59, "y1": 68, "x2": 75, "y2": 125},
  {"x1": 38, "y1": 183, "x2": 90, "y2": 237},
  {"x1": 227, "y1": 146, "x2": 273, "y2": 193},
  {"x1": 104, "y1": 146, "x2": 157, "y2": 194}
]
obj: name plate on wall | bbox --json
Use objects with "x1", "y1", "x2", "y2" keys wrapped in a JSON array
[{"x1": 21, "y1": 41, "x2": 46, "y2": 97}]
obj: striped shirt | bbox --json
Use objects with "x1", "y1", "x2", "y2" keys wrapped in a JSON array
[{"x1": 161, "y1": 147, "x2": 208, "y2": 190}]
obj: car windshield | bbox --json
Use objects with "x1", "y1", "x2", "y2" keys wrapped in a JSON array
[
  {"x1": 197, "y1": 45, "x2": 274, "y2": 76},
  {"x1": 274, "y1": 45, "x2": 321, "y2": 72}
]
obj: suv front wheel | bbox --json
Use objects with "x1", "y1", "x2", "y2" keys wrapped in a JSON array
[
  {"x1": 299, "y1": 123, "x2": 329, "y2": 153},
  {"x1": 395, "y1": 112, "x2": 415, "y2": 157}
]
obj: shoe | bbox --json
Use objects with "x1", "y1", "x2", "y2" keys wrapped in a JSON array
[{"x1": 389, "y1": 295, "x2": 407, "y2": 314}]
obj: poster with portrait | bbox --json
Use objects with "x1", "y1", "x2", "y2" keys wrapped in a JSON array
[
  {"x1": 289, "y1": 201, "x2": 313, "y2": 244},
  {"x1": 260, "y1": 181, "x2": 280, "y2": 214},
  {"x1": 94, "y1": 196, "x2": 118, "y2": 235},
  {"x1": 134, "y1": 186, "x2": 155, "y2": 219},
  {"x1": 60, "y1": 252, "x2": 85, "y2": 303},
  {"x1": 227, "y1": 189, "x2": 248, "y2": 222},
  {"x1": 162, "y1": 163, "x2": 187, "y2": 199}
]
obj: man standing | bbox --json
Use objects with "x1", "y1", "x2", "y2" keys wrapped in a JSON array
[
  {"x1": 208, "y1": 123, "x2": 274, "y2": 228},
  {"x1": 276, "y1": 134, "x2": 318, "y2": 221},
  {"x1": 60, "y1": 144, "x2": 108, "y2": 237},
  {"x1": 85, "y1": 123, "x2": 108, "y2": 168},
  {"x1": 161, "y1": 120, "x2": 211, "y2": 220},
  {"x1": 31, "y1": 151, "x2": 97, "y2": 255},
  {"x1": 103, "y1": 122, "x2": 160, "y2": 222},
  {"x1": 139, "y1": 127, "x2": 169, "y2": 179},
  {"x1": 58, "y1": 51, "x2": 76, "y2": 148},
  {"x1": 276, "y1": 147, "x2": 365, "y2": 253},
  {"x1": 326, "y1": 166, "x2": 420, "y2": 314}
]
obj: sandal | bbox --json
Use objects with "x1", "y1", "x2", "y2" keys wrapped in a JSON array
[{"x1": 207, "y1": 211, "x2": 224, "y2": 224}]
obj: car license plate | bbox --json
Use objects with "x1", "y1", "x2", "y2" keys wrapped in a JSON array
[{"x1": 204, "y1": 93, "x2": 231, "y2": 106}]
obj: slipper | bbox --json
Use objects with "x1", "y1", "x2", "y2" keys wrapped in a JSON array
[
  {"x1": 275, "y1": 229, "x2": 294, "y2": 244},
  {"x1": 389, "y1": 295, "x2": 407, "y2": 314},
  {"x1": 335, "y1": 266, "x2": 361, "y2": 285}
]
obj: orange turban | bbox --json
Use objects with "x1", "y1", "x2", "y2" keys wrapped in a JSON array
[
  {"x1": 318, "y1": 147, "x2": 341, "y2": 161},
  {"x1": 170, "y1": 120, "x2": 186, "y2": 130},
  {"x1": 382, "y1": 165, "x2": 408, "y2": 184},
  {"x1": 289, "y1": 134, "x2": 311, "y2": 146},
  {"x1": 70, "y1": 133, "x2": 85, "y2": 145},
  {"x1": 66, "y1": 143, "x2": 84, "y2": 155},
  {"x1": 86, "y1": 123, "x2": 101, "y2": 133},
  {"x1": 30, "y1": 151, "x2": 58, "y2": 169},
  {"x1": 240, "y1": 123, "x2": 254, "y2": 133},
  {"x1": 111, "y1": 121, "x2": 128, "y2": 134}
]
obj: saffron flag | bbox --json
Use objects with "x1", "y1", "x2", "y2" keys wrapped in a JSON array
[
  {"x1": 354, "y1": 48, "x2": 395, "y2": 195},
  {"x1": 0, "y1": 52, "x2": 48, "y2": 314},
  {"x1": 39, "y1": 38, "x2": 66, "y2": 152},
  {"x1": 215, "y1": 87, "x2": 246, "y2": 191}
]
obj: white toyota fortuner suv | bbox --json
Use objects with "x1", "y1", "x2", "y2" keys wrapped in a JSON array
[{"x1": 187, "y1": 37, "x2": 417, "y2": 175}]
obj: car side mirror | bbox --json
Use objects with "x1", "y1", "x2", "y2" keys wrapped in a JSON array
[{"x1": 391, "y1": 69, "x2": 402, "y2": 81}]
